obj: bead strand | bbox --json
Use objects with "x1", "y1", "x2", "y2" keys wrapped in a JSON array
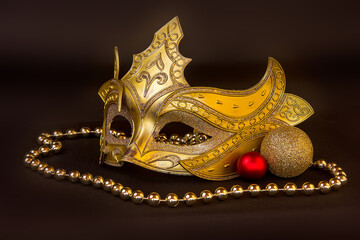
[{"x1": 24, "y1": 127, "x2": 348, "y2": 207}]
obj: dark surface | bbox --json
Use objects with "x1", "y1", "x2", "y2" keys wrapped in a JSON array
[{"x1": 1, "y1": 0, "x2": 360, "y2": 239}]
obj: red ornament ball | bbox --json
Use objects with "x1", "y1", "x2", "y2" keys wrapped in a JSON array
[{"x1": 237, "y1": 152, "x2": 267, "y2": 180}]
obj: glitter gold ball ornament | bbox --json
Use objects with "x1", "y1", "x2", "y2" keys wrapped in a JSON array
[{"x1": 260, "y1": 126, "x2": 313, "y2": 178}]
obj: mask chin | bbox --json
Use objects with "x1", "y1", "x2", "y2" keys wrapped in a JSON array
[
  {"x1": 104, "y1": 146, "x2": 126, "y2": 167},
  {"x1": 117, "y1": 142, "x2": 193, "y2": 175}
]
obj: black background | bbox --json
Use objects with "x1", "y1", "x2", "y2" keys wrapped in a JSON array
[{"x1": 1, "y1": 0, "x2": 360, "y2": 239}]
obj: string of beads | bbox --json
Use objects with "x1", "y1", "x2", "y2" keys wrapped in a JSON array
[
  {"x1": 24, "y1": 127, "x2": 348, "y2": 207},
  {"x1": 109, "y1": 127, "x2": 210, "y2": 146}
]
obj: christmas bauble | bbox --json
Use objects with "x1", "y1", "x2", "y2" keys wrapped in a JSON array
[
  {"x1": 260, "y1": 126, "x2": 313, "y2": 178},
  {"x1": 236, "y1": 152, "x2": 267, "y2": 180}
]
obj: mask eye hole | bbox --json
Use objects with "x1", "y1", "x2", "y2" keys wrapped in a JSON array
[
  {"x1": 109, "y1": 115, "x2": 132, "y2": 139},
  {"x1": 156, "y1": 122, "x2": 211, "y2": 146}
]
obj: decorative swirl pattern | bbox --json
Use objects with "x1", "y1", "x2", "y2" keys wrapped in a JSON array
[
  {"x1": 278, "y1": 95, "x2": 312, "y2": 123},
  {"x1": 136, "y1": 71, "x2": 168, "y2": 97},
  {"x1": 118, "y1": 16, "x2": 191, "y2": 117},
  {"x1": 147, "y1": 155, "x2": 181, "y2": 169},
  {"x1": 122, "y1": 17, "x2": 188, "y2": 83},
  {"x1": 159, "y1": 58, "x2": 286, "y2": 134}
]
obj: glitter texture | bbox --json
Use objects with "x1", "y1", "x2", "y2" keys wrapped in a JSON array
[{"x1": 260, "y1": 126, "x2": 313, "y2": 178}]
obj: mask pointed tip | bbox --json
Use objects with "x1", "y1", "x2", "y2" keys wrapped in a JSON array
[{"x1": 114, "y1": 46, "x2": 119, "y2": 79}]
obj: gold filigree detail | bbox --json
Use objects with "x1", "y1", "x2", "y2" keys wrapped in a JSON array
[
  {"x1": 120, "y1": 16, "x2": 191, "y2": 116},
  {"x1": 98, "y1": 17, "x2": 314, "y2": 181},
  {"x1": 275, "y1": 93, "x2": 314, "y2": 124}
]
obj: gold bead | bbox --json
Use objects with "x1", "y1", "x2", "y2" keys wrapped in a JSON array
[
  {"x1": 336, "y1": 175, "x2": 347, "y2": 185},
  {"x1": 230, "y1": 185, "x2": 243, "y2": 198},
  {"x1": 147, "y1": 192, "x2": 161, "y2": 207},
  {"x1": 68, "y1": 170, "x2": 81, "y2": 182},
  {"x1": 284, "y1": 183, "x2": 297, "y2": 196},
  {"x1": 80, "y1": 127, "x2": 91, "y2": 137},
  {"x1": 196, "y1": 133, "x2": 208, "y2": 143},
  {"x1": 94, "y1": 127, "x2": 102, "y2": 137},
  {"x1": 110, "y1": 129, "x2": 117, "y2": 137},
  {"x1": 215, "y1": 187, "x2": 228, "y2": 200},
  {"x1": 37, "y1": 135, "x2": 46, "y2": 145},
  {"x1": 39, "y1": 146, "x2": 50, "y2": 157},
  {"x1": 40, "y1": 132, "x2": 51, "y2": 138},
  {"x1": 66, "y1": 129, "x2": 77, "y2": 138},
  {"x1": 314, "y1": 159, "x2": 327, "y2": 169},
  {"x1": 25, "y1": 153, "x2": 35, "y2": 159},
  {"x1": 24, "y1": 157, "x2": 33, "y2": 167},
  {"x1": 54, "y1": 168, "x2": 66, "y2": 180},
  {"x1": 260, "y1": 126, "x2": 313, "y2": 178},
  {"x1": 111, "y1": 183, "x2": 124, "y2": 196},
  {"x1": 329, "y1": 178, "x2": 342, "y2": 191},
  {"x1": 52, "y1": 130, "x2": 63, "y2": 139},
  {"x1": 318, "y1": 180, "x2": 331, "y2": 194},
  {"x1": 335, "y1": 170, "x2": 347, "y2": 177},
  {"x1": 37, "y1": 162, "x2": 48, "y2": 174},
  {"x1": 115, "y1": 131, "x2": 122, "y2": 138},
  {"x1": 51, "y1": 141, "x2": 62, "y2": 153},
  {"x1": 248, "y1": 184, "x2": 261, "y2": 197},
  {"x1": 200, "y1": 190, "x2": 213, "y2": 203},
  {"x1": 326, "y1": 162, "x2": 337, "y2": 170},
  {"x1": 165, "y1": 193, "x2": 179, "y2": 207},
  {"x1": 184, "y1": 133, "x2": 192, "y2": 140},
  {"x1": 115, "y1": 131, "x2": 125, "y2": 138},
  {"x1": 103, "y1": 179, "x2": 115, "y2": 191},
  {"x1": 184, "y1": 192, "x2": 197, "y2": 206},
  {"x1": 119, "y1": 135, "x2": 127, "y2": 140},
  {"x1": 80, "y1": 173, "x2": 93, "y2": 185},
  {"x1": 30, "y1": 159, "x2": 41, "y2": 170},
  {"x1": 92, "y1": 176, "x2": 104, "y2": 188},
  {"x1": 265, "y1": 183, "x2": 278, "y2": 197},
  {"x1": 52, "y1": 140, "x2": 61, "y2": 146},
  {"x1": 170, "y1": 134, "x2": 179, "y2": 141},
  {"x1": 30, "y1": 149, "x2": 40, "y2": 158},
  {"x1": 302, "y1": 182, "x2": 315, "y2": 195},
  {"x1": 120, "y1": 187, "x2": 132, "y2": 200},
  {"x1": 132, "y1": 190, "x2": 144, "y2": 204},
  {"x1": 42, "y1": 138, "x2": 53, "y2": 146},
  {"x1": 43, "y1": 166, "x2": 55, "y2": 178},
  {"x1": 330, "y1": 166, "x2": 342, "y2": 174},
  {"x1": 189, "y1": 138, "x2": 197, "y2": 145},
  {"x1": 159, "y1": 133, "x2": 167, "y2": 140}
]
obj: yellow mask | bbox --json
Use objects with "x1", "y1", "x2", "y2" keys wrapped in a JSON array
[{"x1": 98, "y1": 17, "x2": 314, "y2": 181}]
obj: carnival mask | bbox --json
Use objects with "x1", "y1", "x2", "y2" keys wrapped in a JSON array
[{"x1": 98, "y1": 17, "x2": 314, "y2": 181}]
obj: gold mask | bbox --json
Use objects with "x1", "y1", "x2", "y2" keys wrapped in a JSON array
[{"x1": 98, "y1": 17, "x2": 314, "y2": 181}]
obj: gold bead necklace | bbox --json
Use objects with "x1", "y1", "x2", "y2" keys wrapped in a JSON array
[{"x1": 24, "y1": 127, "x2": 348, "y2": 207}]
